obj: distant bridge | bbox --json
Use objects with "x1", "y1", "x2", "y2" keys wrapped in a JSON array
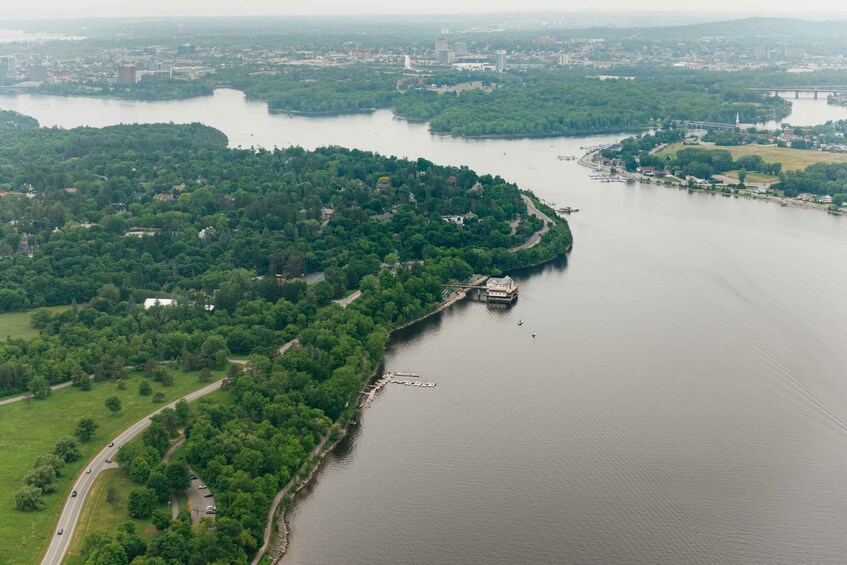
[
  {"x1": 685, "y1": 121, "x2": 738, "y2": 131},
  {"x1": 747, "y1": 86, "x2": 847, "y2": 99}
]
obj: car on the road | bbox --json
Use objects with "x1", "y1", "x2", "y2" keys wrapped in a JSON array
[
  {"x1": 105, "y1": 458, "x2": 111, "y2": 463},
  {"x1": 206, "y1": 505, "x2": 216, "y2": 510},
  {"x1": 189, "y1": 474, "x2": 197, "y2": 480},
  {"x1": 86, "y1": 469, "x2": 91, "y2": 474},
  {"x1": 57, "y1": 529, "x2": 63, "y2": 535},
  {"x1": 109, "y1": 442, "x2": 114, "y2": 447},
  {"x1": 197, "y1": 484, "x2": 206, "y2": 489},
  {"x1": 203, "y1": 493, "x2": 214, "y2": 498},
  {"x1": 205, "y1": 509, "x2": 216, "y2": 514},
  {"x1": 71, "y1": 491, "x2": 77, "y2": 497}
]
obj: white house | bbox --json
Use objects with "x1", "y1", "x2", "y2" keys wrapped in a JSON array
[{"x1": 143, "y1": 298, "x2": 176, "y2": 309}]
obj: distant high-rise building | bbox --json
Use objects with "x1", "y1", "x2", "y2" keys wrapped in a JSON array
[
  {"x1": 0, "y1": 56, "x2": 16, "y2": 79},
  {"x1": 118, "y1": 64, "x2": 137, "y2": 84},
  {"x1": 495, "y1": 50, "x2": 507, "y2": 73},
  {"x1": 177, "y1": 44, "x2": 197, "y2": 56},
  {"x1": 454, "y1": 42, "x2": 467, "y2": 57},
  {"x1": 438, "y1": 49, "x2": 450, "y2": 65},
  {"x1": 557, "y1": 53, "x2": 570, "y2": 65},
  {"x1": 435, "y1": 37, "x2": 448, "y2": 52},
  {"x1": 27, "y1": 64, "x2": 48, "y2": 82}
]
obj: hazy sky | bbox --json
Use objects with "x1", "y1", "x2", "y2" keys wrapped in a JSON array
[{"x1": 4, "y1": 0, "x2": 847, "y2": 18}]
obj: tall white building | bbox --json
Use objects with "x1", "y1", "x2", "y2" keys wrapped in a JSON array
[
  {"x1": 495, "y1": 50, "x2": 507, "y2": 73},
  {"x1": 0, "y1": 56, "x2": 16, "y2": 78},
  {"x1": 454, "y1": 42, "x2": 467, "y2": 57}
]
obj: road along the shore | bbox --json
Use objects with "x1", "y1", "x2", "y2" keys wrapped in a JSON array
[{"x1": 510, "y1": 194, "x2": 554, "y2": 251}]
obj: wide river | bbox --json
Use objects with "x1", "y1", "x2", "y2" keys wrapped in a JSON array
[{"x1": 2, "y1": 90, "x2": 847, "y2": 564}]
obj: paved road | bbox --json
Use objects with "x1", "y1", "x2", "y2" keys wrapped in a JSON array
[
  {"x1": 510, "y1": 194, "x2": 554, "y2": 251},
  {"x1": 0, "y1": 375, "x2": 94, "y2": 407},
  {"x1": 163, "y1": 438, "x2": 186, "y2": 518},
  {"x1": 187, "y1": 469, "x2": 216, "y2": 525},
  {"x1": 40, "y1": 379, "x2": 225, "y2": 565},
  {"x1": 277, "y1": 338, "x2": 299, "y2": 357},
  {"x1": 333, "y1": 290, "x2": 362, "y2": 309}
]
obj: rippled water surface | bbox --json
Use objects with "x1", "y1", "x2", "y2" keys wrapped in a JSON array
[{"x1": 2, "y1": 90, "x2": 846, "y2": 564}]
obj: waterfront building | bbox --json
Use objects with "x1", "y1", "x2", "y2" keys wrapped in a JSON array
[
  {"x1": 0, "y1": 56, "x2": 16, "y2": 78},
  {"x1": 27, "y1": 64, "x2": 48, "y2": 82},
  {"x1": 486, "y1": 276, "x2": 519, "y2": 303},
  {"x1": 118, "y1": 64, "x2": 137, "y2": 84}
]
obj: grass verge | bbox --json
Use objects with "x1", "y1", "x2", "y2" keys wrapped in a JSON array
[
  {"x1": 61, "y1": 388, "x2": 235, "y2": 564},
  {"x1": 0, "y1": 305, "x2": 69, "y2": 342},
  {"x1": 0, "y1": 367, "x2": 226, "y2": 565}
]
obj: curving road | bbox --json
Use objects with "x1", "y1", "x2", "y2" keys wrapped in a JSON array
[
  {"x1": 40, "y1": 379, "x2": 225, "y2": 565},
  {"x1": 510, "y1": 194, "x2": 554, "y2": 251}
]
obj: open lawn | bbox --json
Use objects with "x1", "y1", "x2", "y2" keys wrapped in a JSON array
[
  {"x1": 63, "y1": 469, "x2": 163, "y2": 565},
  {"x1": 0, "y1": 305, "x2": 69, "y2": 341},
  {"x1": 0, "y1": 367, "x2": 227, "y2": 565},
  {"x1": 658, "y1": 142, "x2": 847, "y2": 171},
  {"x1": 62, "y1": 387, "x2": 235, "y2": 564},
  {"x1": 722, "y1": 170, "x2": 781, "y2": 184}
]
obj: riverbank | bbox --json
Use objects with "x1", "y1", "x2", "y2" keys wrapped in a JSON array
[
  {"x1": 577, "y1": 150, "x2": 839, "y2": 215},
  {"x1": 256, "y1": 254, "x2": 570, "y2": 562}
]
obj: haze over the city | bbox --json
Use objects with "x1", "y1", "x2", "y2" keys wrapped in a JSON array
[{"x1": 3, "y1": 0, "x2": 847, "y2": 18}]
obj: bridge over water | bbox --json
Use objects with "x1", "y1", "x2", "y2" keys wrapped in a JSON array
[{"x1": 747, "y1": 86, "x2": 847, "y2": 99}]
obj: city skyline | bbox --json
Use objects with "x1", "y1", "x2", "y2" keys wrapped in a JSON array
[{"x1": 2, "y1": 0, "x2": 847, "y2": 19}]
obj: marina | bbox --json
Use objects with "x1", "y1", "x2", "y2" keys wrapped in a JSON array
[{"x1": 361, "y1": 371, "x2": 436, "y2": 408}]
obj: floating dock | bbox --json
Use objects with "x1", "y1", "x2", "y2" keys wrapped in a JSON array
[
  {"x1": 361, "y1": 371, "x2": 435, "y2": 408},
  {"x1": 392, "y1": 380, "x2": 436, "y2": 388}
]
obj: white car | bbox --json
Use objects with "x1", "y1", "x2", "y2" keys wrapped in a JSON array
[{"x1": 197, "y1": 484, "x2": 206, "y2": 489}]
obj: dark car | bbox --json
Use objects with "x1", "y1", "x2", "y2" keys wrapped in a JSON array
[
  {"x1": 204, "y1": 493, "x2": 214, "y2": 498},
  {"x1": 71, "y1": 491, "x2": 77, "y2": 497},
  {"x1": 57, "y1": 529, "x2": 63, "y2": 535},
  {"x1": 105, "y1": 458, "x2": 111, "y2": 463},
  {"x1": 189, "y1": 474, "x2": 197, "y2": 480},
  {"x1": 109, "y1": 442, "x2": 114, "y2": 447}
]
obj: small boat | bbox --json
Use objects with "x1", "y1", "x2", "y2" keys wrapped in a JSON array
[
  {"x1": 532, "y1": 332, "x2": 536, "y2": 338},
  {"x1": 518, "y1": 320, "x2": 523, "y2": 326}
]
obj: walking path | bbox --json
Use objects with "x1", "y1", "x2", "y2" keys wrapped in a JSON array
[
  {"x1": 163, "y1": 438, "x2": 186, "y2": 518},
  {"x1": 0, "y1": 375, "x2": 93, "y2": 407},
  {"x1": 251, "y1": 432, "x2": 333, "y2": 565}
]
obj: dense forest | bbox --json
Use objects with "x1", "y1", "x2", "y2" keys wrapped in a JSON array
[
  {"x1": 777, "y1": 163, "x2": 847, "y2": 202},
  {"x1": 0, "y1": 122, "x2": 566, "y2": 315},
  {"x1": 0, "y1": 118, "x2": 570, "y2": 563},
  {"x1": 36, "y1": 80, "x2": 214, "y2": 101},
  {"x1": 399, "y1": 72, "x2": 790, "y2": 137},
  {"x1": 0, "y1": 109, "x2": 39, "y2": 130},
  {"x1": 225, "y1": 65, "x2": 791, "y2": 136}
]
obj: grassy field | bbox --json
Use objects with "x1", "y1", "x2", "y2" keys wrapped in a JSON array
[
  {"x1": 63, "y1": 469, "x2": 164, "y2": 565},
  {"x1": 0, "y1": 367, "x2": 226, "y2": 565},
  {"x1": 721, "y1": 170, "x2": 781, "y2": 184},
  {"x1": 62, "y1": 387, "x2": 234, "y2": 564},
  {"x1": 0, "y1": 305, "x2": 69, "y2": 341},
  {"x1": 658, "y1": 142, "x2": 847, "y2": 172}
]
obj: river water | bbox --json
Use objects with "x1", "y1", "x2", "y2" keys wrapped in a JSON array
[{"x1": 2, "y1": 90, "x2": 847, "y2": 564}]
